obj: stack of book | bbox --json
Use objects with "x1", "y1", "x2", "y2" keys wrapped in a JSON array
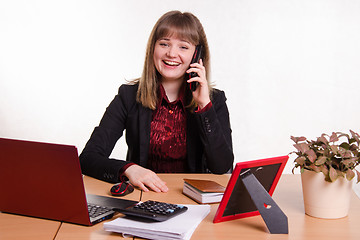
[{"x1": 182, "y1": 179, "x2": 226, "y2": 204}]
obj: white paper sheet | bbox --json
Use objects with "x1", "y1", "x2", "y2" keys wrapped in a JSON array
[{"x1": 104, "y1": 204, "x2": 210, "y2": 240}]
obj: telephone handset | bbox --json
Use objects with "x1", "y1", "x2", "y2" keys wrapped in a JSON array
[{"x1": 186, "y1": 45, "x2": 203, "y2": 91}]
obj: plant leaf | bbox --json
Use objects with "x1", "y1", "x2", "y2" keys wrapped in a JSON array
[
  {"x1": 295, "y1": 156, "x2": 306, "y2": 165},
  {"x1": 350, "y1": 130, "x2": 360, "y2": 144},
  {"x1": 344, "y1": 150, "x2": 352, "y2": 158},
  {"x1": 346, "y1": 169, "x2": 355, "y2": 181},
  {"x1": 309, "y1": 165, "x2": 321, "y2": 173},
  {"x1": 294, "y1": 143, "x2": 309, "y2": 154},
  {"x1": 336, "y1": 169, "x2": 345, "y2": 178},
  {"x1": 291, "y1": 136, "x2": 306, "y2": 143},
  {"x1": 330, "y1": 145, "x2": 339, "y2": 154},
  {"x1": 315, "y1": 156, "x2": 327, "y2": 165},
  {"x1": 305, "y1": 149, "x2": 317, "y2": 163},
  {"x1": 319, "y1": 165, "x2": 329, "y2": 176},
  {"x1": 339, "y1": 142, "x2": 350, "y2": 150},
  {"x1": 318, "y1": 134, "x2": 328, "y2": 144},
  {"x1": 356, "y1": 169, "x2": 360, "y2": 184},
  {"x1": 329, "y1": 132, "x2": 339, "y2": 142},
  {"x1": 290, "y1": 136, "x2": 297, "y2": 143},
  {"x1": 349, "y1": 143, "x2": 358, "y2": 151},
  {"x1": 342, "y1": 159, "x2": 356, "y2": 167},
  {"x1": 329, "y1": 167, "x2": 338, "y2": 182}
]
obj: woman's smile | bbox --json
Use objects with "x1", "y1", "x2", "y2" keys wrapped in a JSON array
[{"x1": 163, "y1": 60, "x2": 181, "y2": 67}]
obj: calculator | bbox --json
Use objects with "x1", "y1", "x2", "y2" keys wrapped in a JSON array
[{"x1": 116, "y1": 200, "x2": 188, "y2": 222}]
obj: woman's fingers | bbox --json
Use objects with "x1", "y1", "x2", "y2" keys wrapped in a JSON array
[{"x1": 124, "y1": 165, "x2": 168, "y2": 192}]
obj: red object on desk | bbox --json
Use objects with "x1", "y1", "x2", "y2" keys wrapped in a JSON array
[{"x1": 213, "y1": 155, "x2": 288, "y2": 223}]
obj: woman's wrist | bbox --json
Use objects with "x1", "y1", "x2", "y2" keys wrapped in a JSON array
[
  {"x1": 197, "y1": 99, "x2": 211, "y2": 110},
  {"x1": 196, "y1": 101, "x2": 212, "y2": 113}
]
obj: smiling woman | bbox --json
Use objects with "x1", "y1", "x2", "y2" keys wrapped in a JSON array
[
  {"x1": 137, "y1": 10, "x2": 212, "y2": 110},
  {"x1": 79, "y1": 10, "x2": 234, "y2": 193}
]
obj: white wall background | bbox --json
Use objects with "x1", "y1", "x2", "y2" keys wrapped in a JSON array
[{"x1": 1, "y1": 0, "x2": 360, "y2": 175}]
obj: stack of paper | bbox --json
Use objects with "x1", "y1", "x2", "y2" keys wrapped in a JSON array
[{"x1": 104, "y1": 204, "x2": 210, "y2": 240}]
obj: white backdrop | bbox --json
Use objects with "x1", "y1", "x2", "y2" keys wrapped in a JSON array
[{"x1": 1, "y1": 0, "x2": 360, "y2": 174}]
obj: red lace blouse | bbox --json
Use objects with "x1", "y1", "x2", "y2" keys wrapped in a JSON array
[{"x1": 119, "y1": 84, "x2": 211, "y2": 178}]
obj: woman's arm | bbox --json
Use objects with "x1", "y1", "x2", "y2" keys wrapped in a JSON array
[
  {"x1": 79, "y1": 85, "x2": 131, "y2": 183},
  {"x1": 195, "y1": 89, "x2": 234, "y2": 174},
  {"x1": 79, "y1": 84, "x2": 169, "y2": 192}
]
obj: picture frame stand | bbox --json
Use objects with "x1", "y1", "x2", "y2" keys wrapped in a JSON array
[{"x1": 241, "y1": 169, "x2": 288, "y2": 234}]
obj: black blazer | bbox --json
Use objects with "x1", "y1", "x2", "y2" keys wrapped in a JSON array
[{"x1": 79, "y1": 84, "x2": 234, "y2": 183}]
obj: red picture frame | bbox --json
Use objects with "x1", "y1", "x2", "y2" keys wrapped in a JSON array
[{"x1": 213, "y1": 155, "x2": 288, "y2": 223}]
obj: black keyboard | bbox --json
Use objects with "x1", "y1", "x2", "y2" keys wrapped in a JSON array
[
  {"x1": 88, "y1": 203, "x2": 114, "y2": 219},
  {"x1": 117, "y1": 200, "x2": 188, "y2": 222}
]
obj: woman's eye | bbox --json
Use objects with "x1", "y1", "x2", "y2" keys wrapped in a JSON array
[
  {"x1": 180, "y1": 46, "x2": 189, "y2": 50},
  {"x1": 159, "y1": 42, "x2": 169, "y2": 47}
]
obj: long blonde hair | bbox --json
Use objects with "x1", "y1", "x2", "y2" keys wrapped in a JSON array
[{"x1": 131, "y1": 11, "x2": 212, "y2": 110}]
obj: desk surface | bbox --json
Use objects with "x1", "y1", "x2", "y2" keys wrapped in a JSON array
[
  {"x1": 1, "y1": 174, "x2": 360, "y2": 240},
  {"x1": 141, "y1": 174, "x2": 360, "y2": 240},
  {"x1": 0, "y1": 212, "x2": 61, "y2": 240}
]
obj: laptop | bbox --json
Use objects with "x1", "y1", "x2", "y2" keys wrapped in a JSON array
[{"x1": 0, "y1": 137, "x2": 137, "y2": 226}]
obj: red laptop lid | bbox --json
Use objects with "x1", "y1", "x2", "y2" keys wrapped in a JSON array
[{"x1": 0, "y1": 138, "x2": 91, "y2": 225}]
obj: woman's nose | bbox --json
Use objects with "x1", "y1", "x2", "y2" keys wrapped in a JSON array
[{"x1": 166, "y1": 46, "x2": 177, "y2": 58}]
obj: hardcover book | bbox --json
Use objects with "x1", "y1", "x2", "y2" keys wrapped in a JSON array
[{"x1": 182, "y1": 179, "x2": 225, "y2": 204}]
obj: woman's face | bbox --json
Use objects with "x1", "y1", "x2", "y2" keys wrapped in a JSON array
[{"x1": 153, "y1": 35, "x2": 196, "y2": 82}]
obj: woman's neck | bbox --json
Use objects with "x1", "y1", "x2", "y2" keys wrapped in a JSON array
[{"x1": 161, "y1": 79, "x2": 183, "y2": 102}]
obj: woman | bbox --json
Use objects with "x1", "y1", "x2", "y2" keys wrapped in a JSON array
[{"x1": 80, "y1": 10, "x2": 233, "y2": 193}]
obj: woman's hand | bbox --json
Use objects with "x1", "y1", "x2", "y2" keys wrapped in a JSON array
[
  {"x1": 186, "y1": 59, "x2": 211, "y2": 109},
  {"x1": 124, "y1": 165, "x2": 169, "y2": 193}
]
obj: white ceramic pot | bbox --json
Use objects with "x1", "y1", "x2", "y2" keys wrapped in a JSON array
[{"x1": 301, "y1": 169, "x2": 353, "y2": 219}]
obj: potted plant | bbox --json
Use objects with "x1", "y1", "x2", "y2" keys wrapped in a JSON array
[{"x1": 290, "y1": 130, "x2": 360, "y2": 219}]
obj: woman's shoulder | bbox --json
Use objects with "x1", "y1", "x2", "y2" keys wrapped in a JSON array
[
  {"x1": 118, "y1": 82, "x2": 139, "y2": 93},
  {"x1": 118, "y1": 82, "x2": 139, "y2": 98},
  {"x1": 211, "y1": 88, "x2": 227, "y2": 103},
  {"x1": 115, "y1": 82, "x2": 139, "y2": 106}
]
